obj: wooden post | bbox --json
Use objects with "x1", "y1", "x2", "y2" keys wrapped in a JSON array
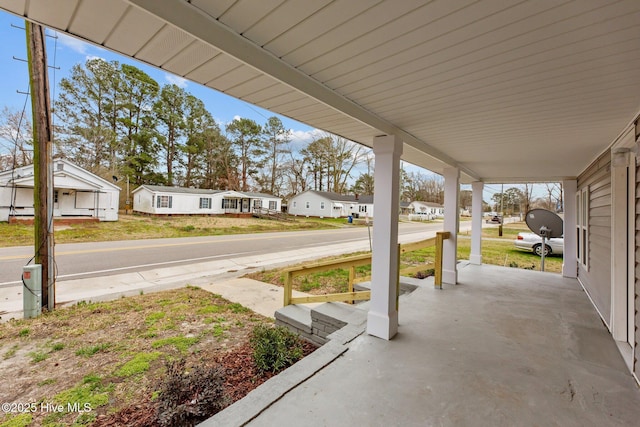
[
  {"x1": 434, "y1": 232, "x2": 449, "y2": 289},
  {"x1": 348, "y1": 265, "x2": 355, "y2": 304},
  {"x1": 284, "y1": 271, "x2": 293, "y2": 306},
  {"x1": 396, "y1": 243, "x2": 401, "y2": 311},
  {"x1": 26, "y1": 21, "x2": 55, "y2": 311}
]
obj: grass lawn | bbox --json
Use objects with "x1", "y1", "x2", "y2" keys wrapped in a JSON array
[
  {"x1": 0, "y1": 286, "x2": 314, "y2": 427},
  {"x1": 0, "y1": 214, "x2": 356, "y2": 248}
]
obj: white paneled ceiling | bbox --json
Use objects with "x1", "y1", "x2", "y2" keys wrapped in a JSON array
[{"x1": 1, "y1": 0, "x2": 639, "y2": 183}]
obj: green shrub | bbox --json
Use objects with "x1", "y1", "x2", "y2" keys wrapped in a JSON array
[{"x1": 250, "y1": 324, "x2": 303, "y2": 373}]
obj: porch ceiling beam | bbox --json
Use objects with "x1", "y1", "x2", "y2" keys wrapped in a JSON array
[{"x1": 126, "y1": 0, "x2": 478, "y2": 181}]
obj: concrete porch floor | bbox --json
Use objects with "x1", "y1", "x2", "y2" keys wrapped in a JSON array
[{"x1": 206, "y1": 263, "x2": 640, "y2": 427}]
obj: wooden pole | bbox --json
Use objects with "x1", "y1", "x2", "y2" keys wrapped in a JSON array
[{"x1": 26, "y1": 21, "x2": 55, "y2": 311}]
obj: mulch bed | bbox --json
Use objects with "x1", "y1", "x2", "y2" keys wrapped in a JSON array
[{"x1": 93, "y1": 341, "x2": 318, "y2": 427}]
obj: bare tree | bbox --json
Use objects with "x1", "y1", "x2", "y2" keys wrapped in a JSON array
[
  {"x1": 301, "y1": 134, "x2": 366, "y2": 194},
  {"x1": 0, "y1": 106, "x2": 33, "y2": 168}
]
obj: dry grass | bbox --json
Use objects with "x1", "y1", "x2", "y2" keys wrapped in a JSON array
[
  {"x1": 0, "y1": 214, "x2": 351, "y2": 248},
  {"x1": 0, "y1": 286, "x2": 270, "y2": 426}
]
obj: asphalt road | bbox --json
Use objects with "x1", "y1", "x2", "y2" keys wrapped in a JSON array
[{"x1": 0, "y1": 221, "x2": 467, "y2": 286}]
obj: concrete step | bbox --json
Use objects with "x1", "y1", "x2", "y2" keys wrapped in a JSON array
[
  {"x1": 354, "y1": 276, "x2": 421, "y2": 294},
  {"x1": 276, "y1": 301, "x2": 369, "y2": 345},
  {"x1": 275, "y1": 304, "x2": 326, "y2": 345}
]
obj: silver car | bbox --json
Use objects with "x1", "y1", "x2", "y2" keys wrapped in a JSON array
[{"x1": 513, "y1": 232, "x2": 563, "y2": 256}]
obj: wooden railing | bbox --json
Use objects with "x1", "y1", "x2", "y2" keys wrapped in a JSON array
[{"x1": 283, "y1": 231, "x2": 450, "y2": 306}]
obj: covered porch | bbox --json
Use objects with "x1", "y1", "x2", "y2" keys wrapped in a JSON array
[{"x1": 208, "y1": 263, "x2": 640, "y2": 426}]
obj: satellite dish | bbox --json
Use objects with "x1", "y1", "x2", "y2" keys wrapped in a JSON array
[
  {"x1": 525, "y1": 209, "x2": 563, "y2": 238},
  {"x1": 524, "y1": 209, "x2": 563, "y2": 272}
]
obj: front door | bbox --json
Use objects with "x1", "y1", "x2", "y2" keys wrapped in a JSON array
[{"x1": 242, "y1": 198, "x2": 249, "y2": 213}]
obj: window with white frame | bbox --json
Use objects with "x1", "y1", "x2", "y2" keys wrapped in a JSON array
[
  {"x1": 253, "y1": 200, "x2": 262, "y2": 209},
  {"x1": 305, "y1": 201, "x2": 310, "y2": 209},
  {"x1": 199, "y1": 197, "x2": 211, "y2": 209},
  {"x1": 269, "y1": 201, "x2": 277, "y2": 210},
  {"x1": 576, "y1": 187, "x2": 589, "y2": 269},
  {"x1": 157, "y1": 195, "x2": 172, "y2": 208},
  {"x1": 320, "y1": 202, "x2": 325, "y2": 209},
  {"x1": 222, "y1": 199, "x2": 238, "y2": 209},
  {"x1": 359, "y1": 205, "x2": 367, "y2": 212}
]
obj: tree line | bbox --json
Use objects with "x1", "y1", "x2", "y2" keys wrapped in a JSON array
[{"x1": 0, "y1": 58, "x2": 450, "y2": 204}]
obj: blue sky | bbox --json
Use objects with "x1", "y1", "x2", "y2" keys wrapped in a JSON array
[{"x1": 0, "y1": 11, "x2": 324, "y2": 151}]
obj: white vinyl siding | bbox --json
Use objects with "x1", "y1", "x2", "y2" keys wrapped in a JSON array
[{"x1": 577, "y1": 151, "x2": 611, "y2": 323}]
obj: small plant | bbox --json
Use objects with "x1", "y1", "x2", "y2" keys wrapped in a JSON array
[
  {"x1": 197, "y1": 305, "x2": 222, "y2": 315},
  {"x1": 0, "y1": 413, "x2": 33, "y2": 427},
  {"x1": 51, "y1": 342, "x2": 65, "y2": 351},
  {"x1": 29, "y1": 351, "x2": 48, "y2": 363},
  {"x1": 18, "y1": 328, "x2": 30, "y2": 337},
  {"x1": 3, "y1": 344, "x2": 19, "y2": 360},
  {"x1": 152, "y1": 336, "x2": 199, "y2": 354},
  {"x1": 250, "y1": 324, "x2": 303, "y2": 373},
  {"x1": 145, "y1": 312, "x2": 166, "y2": 325},
  {"x1": 75, "y1": 343, "x2": 111, "y2": 358},
  {"x1": 226, "y1": 303, "x2": 249, "y2": 314},
  {"x1": 115, "y1": 352, "x2": 161, "y2": 377},
  {"x1": 155, "y1": 359, "x2": 228, "y2": 427}
]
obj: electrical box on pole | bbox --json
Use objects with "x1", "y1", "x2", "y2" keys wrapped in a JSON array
[{"x1": 23, "y1": 264, "x2": 42, "y2": 318}]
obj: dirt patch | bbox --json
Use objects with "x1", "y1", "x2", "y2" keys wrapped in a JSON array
[{"x1": 0, "y1": 287, "x2": 317, "y2": 426}]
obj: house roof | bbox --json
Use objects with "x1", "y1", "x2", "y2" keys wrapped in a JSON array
[
  {"x1": 296, "y1": 190, "x2": 373, "y2": 203},
  {"x1": 0, "y1": 159, "x2": 121, "y2": 191},
  {"x1": 4, "y1": 2, "x2": 640, "y2": 183},
  {"x1": 136, "y1": 185, "x2": 223, "y2": 195},
  {"x1": 135, "y1": 185, "x2": 280, "y2": 200},
  {"x1": 410, "y1": 201, "x2": 444, "y2": 208}
]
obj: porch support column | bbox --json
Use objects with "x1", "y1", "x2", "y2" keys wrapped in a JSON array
[
  {"x1": 443, "y1": 167, "x2": 460, "y2": 284},
  {"x1": 562, "y1": 179, "x2": 577, "y2": 278},
  {"x1": 470, "y1": 181, "x2": 484, "y2": 265},
  {"x1": 367, "y1": 134, "x2": 402, "y2": 340}
]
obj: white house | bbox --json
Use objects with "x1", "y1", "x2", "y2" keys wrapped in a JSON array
[
  {"x1": 132, "y1": 185, "x2": 281, "y2": 216},
  {"x1": 0, "y1": 159, "x2": 120, "y2": 222},
  {"x1": 288, "y1": 190, "x2": 371, "y2": 218},
  {"x1": 408, "y1": 201, "x2": 444, "y2": 220}
]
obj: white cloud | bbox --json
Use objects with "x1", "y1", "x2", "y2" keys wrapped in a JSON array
[
  {"x1": 165, "y1": 74, "x2": 188, "y2": 88},
  {"x1": 289, "y1": 128, "x2": 324, "y2": 147},
  {"x1": 57, "y1": 33, "x2": 89, "y2": 55},
  {"x1": 232, "y1": 115, "x2": 242, "y2": 122},
  {"x1": 85, "y1": 54, "x2": 105, "y2": 62}
]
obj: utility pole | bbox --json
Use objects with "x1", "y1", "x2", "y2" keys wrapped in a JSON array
[
  {"x1": 26, "y1": 21, "x2": 55, "y2": 311},
  {"x1": 499, "y1": 183, "x2": 504, "y2": 236}
]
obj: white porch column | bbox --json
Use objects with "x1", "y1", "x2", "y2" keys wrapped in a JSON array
[
  {"x1": 367, "y1": 135, "x2": 402, "y2": 340},
  {"x1": 562, "y1": 179, "x2": 577, "y2": 279},
  {"x1": 443, "y1": 167, "x2": 460, "y2": 284},
  {"x1": 470, "y1": 181, "x2": 484, "y2": 265}
]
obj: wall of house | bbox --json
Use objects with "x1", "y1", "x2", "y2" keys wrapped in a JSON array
[
  {"x1": 635, "y1": 124, "x2": 640, "y2": 380},
  {"x1": 577, "y1": 150, "x2": 612, "y2": 324},
  {"x1": 289, "y1": 192, "x2": 340, "y2": 217},
  {"x1": 0, "y1": 187, "x2": 34, "y2": 221}
]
